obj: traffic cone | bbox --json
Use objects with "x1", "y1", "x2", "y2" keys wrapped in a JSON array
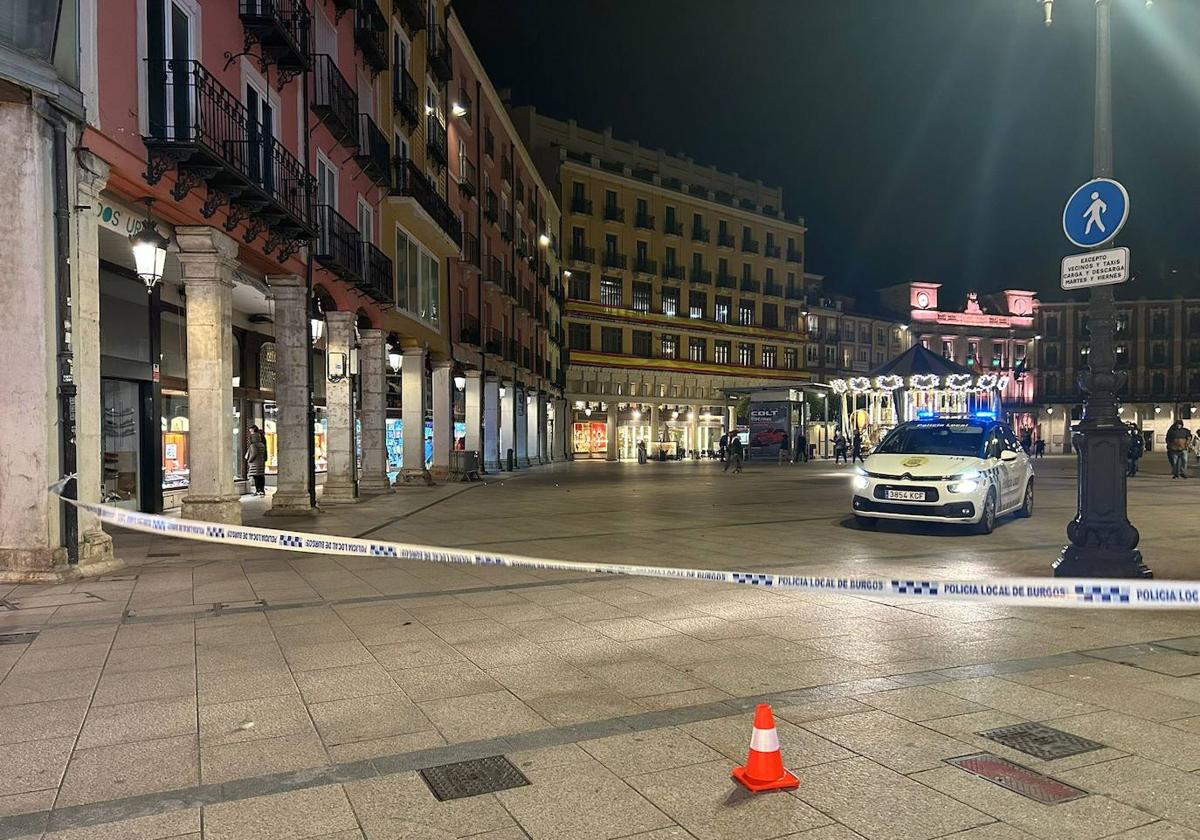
[{"x1": 732, "y1": 703, "x2": 800, "y2": 792}]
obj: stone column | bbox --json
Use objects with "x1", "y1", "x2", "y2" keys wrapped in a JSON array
[
  {"x1": 538, "y1": 394, "x2": 549, "y2": 463},
  {"x1": 523, "y1": 390, "x2": 538, "y2": 466},
  {"x1": 74, "y1": 152, "x2": 116, "y2": 562},
  {"x1": 727, "y1": 405, "x2": 737, "y2": 431},
  {"x1": 516, "y1": 387, "x2": 531, "y2": 467},
  {"x1": 554, "y1": 398, "x2": 568, "y2": 460},
  {"x1": 690, "y1": 409, "x2": 700, "y2": 459},
  {"x1": 650, "y1": 404, "x2": 660, "y2": 442},
  {"x1": 483, "y1": 374, "x2": 500, "y2": 471},
  {"x1": 357, "y1": 328, "x2": 390, "y2": 495},
  {"x1": 431, "y1": 359, "x2": 452, "y2": 481},
  {"x1": 464, "y1": 369, "x2": 483, "y2": 458},
  {"x1": 265, "y1": 274, "x2": 316, "y2": 514},
  {"x1": 500, "y1": 379, "x2": 517, "y2": 469},
  {"x1": 398, "y1": 346, "x2": 431, "y2": 484},
  {"x1": 322, "y1": 310, "x2": 358, "y2": 502},
  {"x1": 606, "y1": 402, "x2": 618, "y2": 461},
  {"x1": 175, "y1": 226, "x2": 241, "y2": 524}
]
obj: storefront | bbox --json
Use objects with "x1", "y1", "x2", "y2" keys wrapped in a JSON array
[{"x1": 570, "y1": 404, "x2": 724, "y2": 460}]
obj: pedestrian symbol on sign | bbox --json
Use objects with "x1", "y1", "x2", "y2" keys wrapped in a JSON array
[
  {"x1": 1083, "y1": 192, "x2": 1107, "y2": 236},
  {"x1": 1063, "y1": 178, "x2": 1128, "y2": 249}
]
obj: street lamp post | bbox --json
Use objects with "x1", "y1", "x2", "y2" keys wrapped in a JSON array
[{"x1": 1045, "y1": 0, "x2": 1151, "y2": 578}]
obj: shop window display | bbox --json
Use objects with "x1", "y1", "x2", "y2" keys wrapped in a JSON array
[
  {"x1": 162, "y1": 392, "x2": 190, "y2": 490},
  {"x1": 262, "y1": 403, "x2": 329, "y2": 474}
]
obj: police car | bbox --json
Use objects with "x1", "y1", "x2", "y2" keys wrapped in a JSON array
[{"x1": 850, "y1": 413, "x2": 1033, "y2": 534}]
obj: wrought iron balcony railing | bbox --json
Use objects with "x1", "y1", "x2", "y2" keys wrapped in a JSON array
[
  {"x1": 740, "y1": 277, "x2": 760, "y2": 293},
  {"x1": 764, "y1": 282, "x2": 783, "y2": 297},
  {"x1": 426, "y1": 113, "x2": 448, "y2": 165},
  {"x1": 691, "y1": 227, "x2": 710, "y2": 243},
  {"x1": 484, "y1": 255, "x2": 503, "y2": 289},
  {"x1": 313, "y1": 204, "x2": 361, "y2": 279},
  {"x1": 390, "y1": 157, "x2": 462, "y2": 245},
  {"x1": 570, "y1": 245, "x2": 595, "y2": 264},
  {"x1": 786, "y1": 248, "x2": 803, "y2": 263},
  {"x1": 238, "y1": 0, "x2": 311, "y2": 80},
  {"x1": 460, "y1": 314, "x2": 481, "y2": 346},
  {"x1": 603, "y1": 204, "x2": 625, "y2": 223},
  {"x1": 427, "y1": 23, "x2": 452, "y2": 82},
  {"x1": 571, "y1": 196, "x2": 593, "y2": 215},
  {"x1": 687, "y1": 267, "x2": 709, "y2": 284},
  {"x1": 143, "y1": 58, "x2": 314, "y2": 254},
  {"x1": 392, "y1": 64, "x2": 419, "y2": 128},
  {"x1": 461, "y1": 231, "x2": 480, "y2": 268},
  {"x1": 359, "y1": 240, "x2": 394, "y2": 303},
  {"x1": 633, "y1": 258, "x2": 657, "y2": 275},
  {"x1": 765, "y1": 243, "x2": 781, "y2": 259},
  {"x1": 458, "y1": 153, "x2": 476, "y2": 197},
  {"x1": 484, "y1": 190, "x2": 499, "y2": 223},
  {"x1": 664, "y1": 218, "x2": 683, "y2": 236},
  {"x1": 356, "y1": 113, "x2": 391, "y2": 186},
  {"x1": 603, "y1": 251, "x2": 627, "y2": 270},
  {"x1": 312, "y1": 54, "x2": 358, "y2": 146},
  {"x1": 717, "y1": 231, "x2": 735, "y2": 248},
  {"x1": 394, "y1": 0, "x2": 425, "y2": 33},
  {"x1": 634, "y1": 213, "x2": 655, "y2": 230},
  {"x1": 716, "y1": 272, "x2": 737, "y2": 288},
  {"x1": 354, "y1": 0, "x2": 388, "y2": 73},
  {"x1": 742, "y1": 237, "x2": 760, "y2": 254}
]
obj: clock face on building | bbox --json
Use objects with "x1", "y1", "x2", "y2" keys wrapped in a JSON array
[
  {"x1": 916, "y1": 292, "x2": 930, "y2": 309},
  {"x1": 1013, "y1": 298, "x2": 1030, "y2": 315}
]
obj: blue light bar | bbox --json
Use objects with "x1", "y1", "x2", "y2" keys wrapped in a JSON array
[
  {"x1": 973, "y1": 411, "x2": 996, "y2": 420},
  {"x1": 916, "y1": 410, "x2": 936, "y2": 420}
]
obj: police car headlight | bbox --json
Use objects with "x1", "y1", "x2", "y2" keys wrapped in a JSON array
[
  {"x1": 948, "y1": 479, "x2": 979, "y2": 493},
  {"x1": 852, "y1": 476, "x2": 869, "y2": 490},
  {"x1": 956, "y1": 469, "x2": 981, "y2": 480}
]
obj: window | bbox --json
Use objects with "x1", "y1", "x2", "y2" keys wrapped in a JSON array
[
  {"x1": 738, "y1": 342, "x2": 754, "y2": 366},
  {"x1": 600, "y1": 277, "x2": 622, "y2": 308},
  {"x1": 632, "y1": 281, "x2": 651, "y2": 313},
  {"x1": 572, "y1": 181, "x2": 585, "y2": 204},
  {"x1": 824, "y1": 345, "x2": 836, "y2": 365},
  {"x1": 1153, "y1": 372, "x2": 1167, "y2": 394},
  {"x1": 806, "y1": 345, "x2": 818, "y2": 365},
  {"x1": 315, "y1": 152, "x2": 337, "y2": 209},
  {"x1": 661, "y1": 334, "x2": 678, "y2": 359},
  {"x1": 765, "y1": 267, "x2": 774, "y2": 287},
  {"x1": 568, "y1": 272, "x2": 590, "y2": 301},
  {"x1": 856, "y1": 347, "x2": 869, "y2": 363},
  {"x1": 714, "y1": 340, "x2": 731, "y2": 364},
  {"x1": 762, "y1": 304, "x2": 778, "y2": 329},
  {"x1": 992, "y1": 342, "x2": 1005, "y2": 368},
  {"x1": 859, "y1": 327, "x2": 870, "y2": 344},
  {"x1": 661, "y1": 287, "x2": 679, "y2": 317},
  {"x1": 942, "y1": 339, "x2": 954, "y2": 359},
  {"x1": 636, "y1": 240, "x2": 649, "y2": 264},
  {"x1": 665, "y1": 205, "x2": 678, "y2": 230},
  {"x1": 713, "y1": 297, "x2": 732, "y2": 324},
  {"x1": 568, "y1": 322, "x2": 591, "y2": 350},
  {"x1": 395, "y1": 228, "x2": 439, "y2": 326},
  {"x1": 1045, "y1": 314, "x2": 1059, "y2": 338},
  {"x1": 689, "y1": 338, "x2": 706, "y2": 362},
  {"x1": 601, "y1": 327, "x2": 622, "y2": 354},
  {"x1": 1045, "y1": 345, "x2": 1059, "y2": 367},
  {"x1": 1190, "y1": 343, "x2": 1200, "y2": 365},
  {"x1": 785, "y1": 307, "x2": 799, "y2": 331},
  {"x1": 1190, "y1": 311, "x2": 1200, "y2": 334},
  {"x1": 1152, "y1": 311, "x2": 1168, "y2": 336},
  {"x1": 1116, "y1": 344, "x2": 1129, "y2": 366},
  {"x1": 843, "y1": 322, "x2": 854, "y2": 340},
  {"x1": 784, "y1": 347, "x2": 798, "y2": 369},
  {"x1": 876, "y1": 327, "x2": 885, "y2": 345},
  {"x1": 665, "y1": 246, "x2": 678, "y2": 270},
  {"x1": 632, "y1": 330, "x2": 652, "y2": 358},
  {"x1": 604, "y1": 233, "x2": 618, "y2": 260},
  {"x1": 739, "y1": 302, "x2": 754, "y2": 326},
  {"x1": 571, "y1": 225, "x2": 586, "y2": 251},
  {"x1": 357, "y1": 198, "x2": 373, "y2": 244},
  {"x1": 689, "y1": 291, "x2": 706, "y2": 320},
  {"x1": 762, "y1": 346, "x2": 777, "y2": 368},
  {"x1": 1152, "y1": 343, "x2": 1167, "y2": 366},
  {"x1": 806, "y1": 314, "x2": 819, "y2": 333}
]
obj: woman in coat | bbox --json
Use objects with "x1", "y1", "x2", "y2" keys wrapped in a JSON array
[{"x1": 245, "y1": 425, "x2": 267, "y2": 496}]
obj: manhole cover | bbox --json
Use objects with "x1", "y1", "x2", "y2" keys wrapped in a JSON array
[
  {"x1": 0, "y1": 632, "x2": 39, "y2": 646},
  {"x1": 980, "y1": 722, "x2": 1105, "y2": 760},
  {"x1": 420, "y1": 755, "x2": 530, "y2": 801},
  {"x1": 948, "y1": 753, "x2": 1087, "y2": 804}
]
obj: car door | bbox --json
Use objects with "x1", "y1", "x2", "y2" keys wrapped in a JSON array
[{"x1": 998, "y1": 427, "x2": 1025, "y2": 510}]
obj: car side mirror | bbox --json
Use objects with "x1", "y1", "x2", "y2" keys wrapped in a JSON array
[{"x1": 1000, "y1": 449, "x2": 1019, "y2": 462}]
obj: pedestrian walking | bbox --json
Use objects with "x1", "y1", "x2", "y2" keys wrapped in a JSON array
[
  {"x1": 851, "y1": 429, "x2": 865, "y2": 464},
  {"x1": 1021, "y1": 428, "x2": 1033, "y2": 455},
  {"x1": 777, "y1": 432, "x2": 790, "y2": 465},
  {"x1": 1127, "y1": 426, "x2": 1143, "y2": 477},
  {"x1": 834, "y1": 430, "x2": 847, "y2": 465},
  {"x1": 793, "y1": 430, "x2": 808, "y2": 463},
  {"x1": 245, "y1": 425, "x2": 267, "y2": 496},
  {"x1": 718, "y1": 432, "x2": 728, "y2": 463},
  {"x1": 636, "y1": 439, "x2": 647, "y2": 464},
  {"x1": 1166, "y1": 420, "x2": 1191, "y2": 479},
  {"x1": 1034, "y1": 438, "x2": 1046, "y2": 459},
  {"x1": 725, "y1": 433, "x2": 744, "y2": 473}
]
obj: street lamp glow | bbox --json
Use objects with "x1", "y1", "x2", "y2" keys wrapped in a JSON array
[
  {"x1": 451, "y1": 102, "x2": 467, "y2": 118},
  {"x1": 130, "y1": 198, "x2": 168, "y2": 292},
  {"x1": 539, "y1": 233, "x2": 551, "y2": 247},
  {"x1": 388, "y1": 351, "x2": 401, "y2": 372}
]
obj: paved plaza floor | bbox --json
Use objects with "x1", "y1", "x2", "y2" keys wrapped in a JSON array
[{"x1": 1, "y1": 456, "x2": 1200, "y2": 839}]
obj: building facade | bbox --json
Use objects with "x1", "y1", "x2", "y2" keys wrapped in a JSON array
[
  {"x1": 1035, "y1": 297, "x2": 1200, "y2": 453},
  {"x1": 512, "y1": 109, "x2": 814, "y2": 460}
]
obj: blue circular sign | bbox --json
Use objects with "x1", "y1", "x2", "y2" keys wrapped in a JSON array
[{"x1": 1063, "y1": 178, "x2": 1129, "y2": 248}]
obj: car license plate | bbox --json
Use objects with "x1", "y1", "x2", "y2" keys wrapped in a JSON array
[{"x1": 886, "y1": 489, "x2": 926, "y2": 501}]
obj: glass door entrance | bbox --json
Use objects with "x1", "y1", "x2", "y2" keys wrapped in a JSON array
[{"x1": 102, "y1": 379, "x2": 142, "y2": 509}]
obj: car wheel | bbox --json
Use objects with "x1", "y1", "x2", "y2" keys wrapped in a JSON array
[
  {"x1": 854, "y1": 514, "x2": 877, "y2": 530},
  {"x1": 974, "y1": 491, "x2": 997, "y2": 535},
  {"x1": 1016, "y1": 481, "x2": 1034, "y2": 518}
]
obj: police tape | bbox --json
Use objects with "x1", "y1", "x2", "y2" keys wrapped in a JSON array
[{"x1": 54, "y1": 486, "x2": 1200, "y2": 610}]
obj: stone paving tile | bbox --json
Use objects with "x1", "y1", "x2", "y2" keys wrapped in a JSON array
[
  {"x1": 857, "y1": 685, "x2": 989, "y2": 721},
  {"x1": 912, "y1": 765, "x2": 1156, "y2": 840},
  {"x1": 416, "y1": 690, "x2": 550, "y2": 743},
  {"x1": 1102, "y1": 822, "x2": 1200, "y2": 839},
  {"x1": 111, "y1": 621, "x2": 195, "y2": 651},
  {"x1": 345, "y1": 772, "x2": 513, "y2": 839},
  {"x1": 1035, "y1": 678, "x2": 1200, "y2": 722},
  {"x1": 7, "y1": 643, "x2": 111, "y2": 675},
  {"x1": 628, "y1": 758, "x2": 829, "y2": 840},
  {"x1": 453, "y1": 637, "x2": 558, "y2": 669},
  {"x1": 524, "y1": 689, "x2": 646, "y2": 725},
  {"x1": 196, "y1": 642, "x2": 288, "y2": 674},
  {"x1": 0, "y1": 697, "x2": 89, "y2": 746},
  {"x1": 0, "y1": 667, "x2": 101, "y2": 706},
  {"x1": 767, "y1": 826, "x2": 871, "y2": 840},
  {"x1": 931, "y1": 677, "x2": 1103, "y2": 720},
  {"x1": 802, "y1": 709, "x2": 973, "y2": 774},
  {"x1": 680, "y1": 714, "x2": 852, "y2": 769},
  {"x1": 103, "y1": 643, "x2": 195, "y2": 675},
  {"x1": 76, "y1": 696, "x2": 197, "y2": 749},
  {"x1": 367, "y1": 639, "x2": 466, "y2": 670},
  {"x1": 388, "y1": 660, "x2": 502, "y2": 702},
  {"x1": 633, "y1": 688, "x2": 732, "y2": 712},
  {"x1": 584, "y1": 659, "x2": 712, "y2": 698},
  {"x1": 1047, "y1": 711, "x2": 1200, "y2": 771},
  {"x1": 196, "y1": 666, "x2": 296, "y2": 706},
  {"x1": 497, "y1": 758, "x2": 674, "y2": 840},
  {"x1": 42, "y1": 807, "x2": 200, "y2": 839},
  {"x1": 509, "y1": 617, "x2": 598, "y2": 642},
  {"x1": 203, "y1": 785, "x2": 359, "y2": 840},
  {"x1": 0, "y1": 736, "x2": 74, "y2": 797},
  {"x1": 91, "y1": 664, "x2": 197, "y2": 707},
  {"x1": 325, "y1": 729, "x2": 445, "y2": 763},
  {"x1": 790, "y1": 757, "x2": 991, "y2": 840},
  {"x1": 200, "y1": 731, "x2": 330, "y2": 784},
  {"x1": 486, "y1": 659, "x2": 606, "y2": 700},
  {"x1": 281, "y1": 640, "x2": 376, "y2": 673},
  {"x1": 270, "y1": 621, "x2": 359, "y2": 649},
  {"x1": 541, "y1": 637, "x2": 640, "y2": 667},
  {"x1": 293, "y1": 663, "x2": 400, "y2": 704},
  {"x1": 578, "y1": 727, "x2": 724, "y2": 778},
  {"x1": 772, "y1": 697, "x2": 873, "y2": 725},
  {"x1": 56, "y1": 734, "x2": 198, "y2": 806},
  {"x1": 585, "y1": 617, "x2": 678, "y2": 642},
  {"x1": 198, "y1": 694, "x2": 315, "y2": 746},
  {"x1": 303, "y1": 691, "x2": 432, "y2": 747}
]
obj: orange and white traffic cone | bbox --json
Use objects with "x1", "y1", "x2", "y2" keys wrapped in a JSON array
[{"x1": 732, "y1": 703, "x2": 800, "y2": 793}]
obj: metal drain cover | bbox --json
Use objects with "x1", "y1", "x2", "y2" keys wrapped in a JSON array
[
  {"x1": 420, "y1": 755, "x2": 530, "y2": 801},
  {"x1": 948, "y1": 753, "x2": 1087, "y2": 805},
  {"x1": 980, "y1": 722, "x2": 1105, "y2": 760},
  {"x1": 0, "y1": 632, "x2": 38, "y2": 646}
]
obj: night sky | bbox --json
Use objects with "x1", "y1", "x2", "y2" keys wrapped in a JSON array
[{"x1": 453, "y1": 0, "x2": 1200, "y2": 308}]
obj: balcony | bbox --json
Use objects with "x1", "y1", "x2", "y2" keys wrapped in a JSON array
[
  {"x1": 426, "y1": 114, "x2": 448, "y2": 165},
  {"x1": 522, "y1": 347, "x2": 532, "y2": 371},
  {"x1": 458, "y1": 153, "x2": 476, "y2": 197},
  {"x1": 764, "y1": 282, "x2": 783, "y2": 297},
  {"x1": 571, "y1": 196, "x2": 593, "y2": 215},
  {"x1": 484, "y1": 255, "x2": 503, "y2": 289},
  {"x1": 633, "y1": 258, "x2": 657, "y2": 276},
  {"x1": 312, "y1": 54, "x2": 358, "y2": 146},
  {"x1": 691, "y1": 227, "x2": 710, "y2": 243},
  {"x1": 569, "y1": 245, "x2": 595, "y2": 264},
  {"x1": 603, "y1": 251, "x2": 627, "y2": 270},
  {"x1": 313, "y1": 204, "x2": 361, "y2": 280},
  {"x1": 765, "y1": 243, "x2": 781, "y2": 259},
  {"x1": 742, "y1": 237, "x2": 760, "y2": 254},
  {"x1": 519, "y1": 284, "x2": 534, "y2": 313},
  {"x1": 634, "y1": 213, "x2": 655, "y2": 231},
  {"x1": 390, "y1": 157, "x2": 462, "y2": 245},
  {"x1": 238, "y1": 0, "x2": 311, "y2": 80},
  {"x1": 485, "y1": 327, "x2": 504, "y2": 357},
  {"x1": 603, "y1": 204, "x2": 625, "y2": 223},
  {"x1": 394, "y1": 0, "x2": 425, "y2": 33},
  {"x1": 663, "y1": 218, "x2": 683, "y2": 236},
  {"x1": 143, "y1": 59, "x2": 314, "y2": 253},
  {"x1": 484, "y1": 127, "x2": 495, "y2": 159},
  {"x1": 359, "y1": 240, "x2": 394, "y2": 303},
  {"x1": 501, "y1": 155, "x2": 513, "y2": 184},
  {"x1": 483, "y1": 189, "x2": 498, "y2": 224},
  {"x1": 500, "y1": 212, "x2": 513, "y2": 243},
  {"x1": 461, "y1": 231, "x2": 480, "y2": 269},
  {"x1": 716, "y1": 272, "x2": 737, "y2": 289},
  {"x1": 503, "y1": 271, "x2": 518, "y2": 297},
  {"x1": 785, "y1": 286, "x2": 804, "y2": 301},
  {"x1": 688, "y1": 267, "x2": 711, "y2": 285},
  {"x1": 740, "y1": 277, "x2": 760, "y2": 293},
  {"x1": 427, "y1": 23, "x2": 452, "y2": 83},
  {"x1": 460, "y1": 314, "x2": 481, "y2": 346},
  {"x1": 354, "y1": 0, "x2": 388, "y2": 74},
  {"x1": 355, "y1": 113, "x2": 391, "y2": 185},
  {"x1": 504, "y1": 340, "x2": 518, "y2": 363},
  {"x1": 717, "y1": 231, "x2": 735, "y2": 248},
  {"x1": 786, "y1": 248, "x2": 803, "y2": 263},
  {"x1": 392, "y1": 64, "x2": 419, "y2": 128}
]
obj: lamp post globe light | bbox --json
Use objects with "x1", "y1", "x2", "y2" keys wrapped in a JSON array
[
  {"x1": 1044, "y1": 0, "x2": 1151, "y2": 579},
  {"x1": 130, "y1": 198, "x2": 168, "y2": 292}
]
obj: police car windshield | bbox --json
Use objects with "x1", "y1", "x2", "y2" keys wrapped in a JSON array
[{"x1": 875, "y1": 424, "x2": 985, "y2": 458}]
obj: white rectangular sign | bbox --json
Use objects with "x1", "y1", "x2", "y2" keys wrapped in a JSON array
[{"x1": 1061, "y1": 247, "x2": 1129, "y2": 290}]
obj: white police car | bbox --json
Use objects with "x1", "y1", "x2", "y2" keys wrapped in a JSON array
[{"x1": 850, "y1": 414, "x2": 1033, "y2": 534}]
